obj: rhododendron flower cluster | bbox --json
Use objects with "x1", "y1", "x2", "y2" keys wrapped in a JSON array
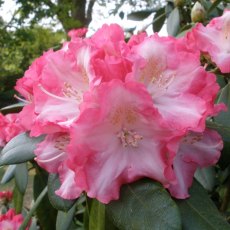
[
  {"x1": 9, "y1": 11, "x2": 229, "y2": 203},
  {"x1": 0, "y1": 209, "x2": 26, "y2": 230}
]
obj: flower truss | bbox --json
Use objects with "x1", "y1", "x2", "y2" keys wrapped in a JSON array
[
  {"x1": 1, "y1": 11, "x2": 229, "y2": 204},
  {"x1": 0, "y1": 209, "x2": 27, "y2": 230}
]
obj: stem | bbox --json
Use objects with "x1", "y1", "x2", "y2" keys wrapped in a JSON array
[{"x1": 19, "y1": 186, "x2": 48, "y2": 230}]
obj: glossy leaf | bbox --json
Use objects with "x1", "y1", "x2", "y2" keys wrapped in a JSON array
[
  {"x1": 48, "y1": 173, "x2": 76, "y2": 212},
  {"x1": 56, "y1": 203, "x2": 77, "y2": 230},
  {"x1": 152, "y1": 7, "x2": 166, "y2": 32},
  {"x1": 194, "y1": 167, "x2": 216, "y2": 191},
  {"x1": 89, "y1": 199, "x2": 105, "y2": 230},
  {"x1": 167, "y1": 7, "x2": 180, "y2": 36},
  {"x1": 1, "y1": 164, "x2": 16, "y2": 184},
  {"x1": 14, "y1": 163, "x2": 28, "y2": 194},
  {"x1": 215, "y1": 84, "x2": 230, "y2": 127},
  {"x1": 175, "y1": 180, "x2": 230, "y2": 230},
  {"x1": 106, "y1": 179, "x2": 181, "y2": 230},
  {"x1": 0, "y1": 132, "x2": 44, "y2": 166}
]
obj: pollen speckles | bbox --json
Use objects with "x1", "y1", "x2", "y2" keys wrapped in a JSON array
[
  {"x1": 110, "y1": 106, "x2": 137, "y2": 126},
  {"x1": 62, "y1": 82, "x2": 83, "y2": 102},
  {"x1": 117, "y1": 128, "x2": 143, "y2": 148},
  {"x1": 140, "y1": 56, "x2": 165, "y2": 84},
  {"x1": 54, "y1": 135, "x2": 70, "y2": 151},
  {"x1": 183, "y1": 132, "x2": 203, "y2": 145}
]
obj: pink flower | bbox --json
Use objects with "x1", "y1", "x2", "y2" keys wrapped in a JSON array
[
  {"x1": 0, "y1": 113, "x2": 26, "y2": 147},
  {"x1": 16, "y1": 44, "x2": 96, "y2": 137},
  {"x1": 168, "y1": 128, "x2": 223, "y2": 199},
  {"x1": 0, "y1": 209, "x2": 27, "y2": 230},
  {"x1": 85, "y1": 24, "x2": 132, "y2": 83},
  {"x1": 0, "y1": 191, "x2": 13, "y2": 204},
  {"x1": 187, "y1": 10, "x2": 230, "y2": 73},
  {"x1": 34, "y1": 133, "x2": 81, "y2": 199},
  {"x1": 128, "y1": 34, "x2": 220, "y2": 132},
  {"x1": 68, "y1": 79, "x2": 179, "y2": 203},
  {"x1": 68, "y1": 28, "x2": 88, "y2": 40}
]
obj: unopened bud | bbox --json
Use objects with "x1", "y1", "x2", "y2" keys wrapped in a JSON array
[
  {"x1": 174, "y1": 0, "x2": 185, "y2": 7},
  {"x1": 191, "y1": 2, "x2": 206, "y2": 23}
]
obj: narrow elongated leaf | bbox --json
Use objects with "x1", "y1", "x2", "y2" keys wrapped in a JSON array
[
  {"x1": 175, "y1": 181, "x2": 230, "y2": 230},
  {"x1": 56, "y1": 203, "x2": 77, "y2": 230},
  {"x1": 1, "y1": 164, "x2": 16, "y2": 184},
  {"x1": 207, "y1": 0, "x2": 222, "y2": 13},
  {"x1": 48, "y1": 173, "x2": 76, "y2": 212},
  {"x1": 13, "y1": 185, "x2": 24, "y2": 214},
  {"x1": 106, "y1": 179, "x2": 181, "y2": 230},
  {"x1": 167, "y1": 7, "x2": 180, "y2": 36},
  {"x1": 152, "y1": 8, "x2": 166, "y2": 32},
  {"x1": 14, "y1": 163, "x2": 28, "y2": 194},
  {"x1": 127, "y1": 10, "x2": 153, "y2": 21},
  {"x1": 89, "y1": 199, "x2": 105, "y2": 230},
  {"x1": 215, "y1": 84, "x2": 230, "y2": 127},
  {"x1": 0, "y1": 132, "x2": 44, "y2": 166}
]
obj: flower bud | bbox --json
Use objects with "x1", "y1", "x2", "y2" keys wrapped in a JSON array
[
  {"x1": 191, "y1": 2, "x2": 206, "y2": 23},
  {"x1": 174, "y1": 0, "x2": 185, "y2": 7}
]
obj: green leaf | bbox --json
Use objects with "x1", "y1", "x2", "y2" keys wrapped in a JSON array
[
  {"x1": 0, "y1": 132, "x2": 44, "y2": 166},
  {"x1": 48, "y1": 173, "x2": 76, "y2": 212},
  {"x1": 215, "y1": 83, "x2": 230, "y2": 127},
  {"x1": 167, "y1": 7, "x2": 180, "y2": 36},
  {"x1": 0, "y1": 103, "x2": 24, "y2": 115},
  {"x1": 89, "y1": 199, "x2": 105, "y2": 230},
  {"x1": 13, "y1": 184, "x2": 24, "y2": 214},
  {"x1": 19, "y1": 187, "x2": 48, "y2": 230},
  {"x1": 56, "y1": 203, "x2": 77, "y2": 230},
  {"x1": 218, "y1": 141, "x2": 230, "y2": 170},
  {"x1": 34, "y1": 169, "x2": 57, "y2": 230},
  {"x1": 194, "y1": 167, "x2": 216, "y2": 191},
  {"x1": 207, "y1": 0, "x2": 223, "y2": 14},
  {"x1": 175, "y1": 180, "x2": 230, "y2": 230},
  {"x1": 152, "y1": 8, "x2": 166, "y2": 32},
  {"x1": 1, "y1": 164, "x2": 16, "y2": 184},
  {"x1": 14, "y1": 163, "x2": 28, "y2": 194},
  {"x1": 106, "y1": 179, "x2": 181, "y2": 230},
  {"x1": 127, "y1": 10, "x2": 154, "y2": 21},
  {"x1": 206, "y1": 120, "x2": 230, "y2": 142}
]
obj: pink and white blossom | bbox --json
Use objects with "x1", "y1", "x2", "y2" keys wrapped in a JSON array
[
  {"x1": 187, "y1": 10, "x2": 230, "y2": 73},
  {"x1": 168, "y1": 128, "x2": 223, "y2": 199},
  {"x1": 68, "y1": 80, "x2": 179, "y2": 203}
]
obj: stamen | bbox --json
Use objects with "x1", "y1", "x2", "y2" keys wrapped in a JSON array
[
  {"x1": 35, "y1": 151, "x2": 65, "y2": 163},
  {"x1": 117, "y1": 128, "x2": 143, "y2": 148},
  {"x1": 62, "y1": 82, "x2": 83, "y2": 102},
  {"x1": 14, "y1": 95, "x2": 30, "y2": 104},
  {"x1": 39, "y1": 84, "x2": 76, "y2": 102}
]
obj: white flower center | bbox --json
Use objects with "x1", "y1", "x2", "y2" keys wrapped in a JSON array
[{"x1": 117, "y1": 128, "x2": 143, "y2": 148}]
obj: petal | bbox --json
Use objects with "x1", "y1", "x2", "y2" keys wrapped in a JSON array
[
  {"x1": 34, "y1": 133, "x2": 68, "y2": 173},
  {"x1": 168, "y1": 129, "x2": 223, "y2": 199}
]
